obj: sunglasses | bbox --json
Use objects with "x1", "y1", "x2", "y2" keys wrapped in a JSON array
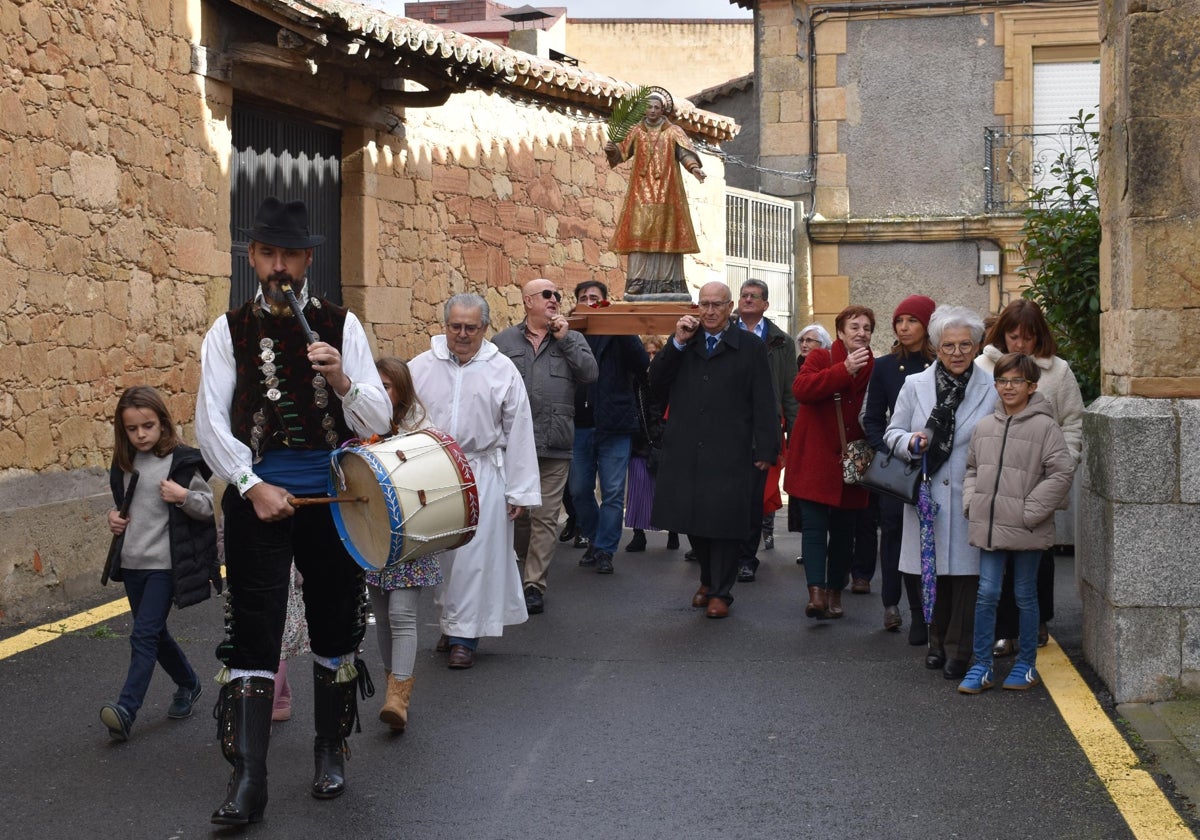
[{"x1": 533, "y1": 289, "x2": 562, "y2": 302}]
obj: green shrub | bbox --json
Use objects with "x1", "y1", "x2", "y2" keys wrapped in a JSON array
[{"x1": 1018, "y1": 111, "x2": 1101, "y2": 403}]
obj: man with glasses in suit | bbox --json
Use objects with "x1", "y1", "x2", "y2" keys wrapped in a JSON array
[{"x1": 494, "y1": 279, "x2": 597, "y2": 615}]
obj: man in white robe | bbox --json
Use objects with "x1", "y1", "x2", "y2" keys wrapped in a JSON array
[{"x1": 409, "y1": 293, "x2": 541, "y2": 669}]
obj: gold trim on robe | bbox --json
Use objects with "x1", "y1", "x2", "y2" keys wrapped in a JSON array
[{"x1": 610, "y1": 120, "x2": 701, "y2": 256}]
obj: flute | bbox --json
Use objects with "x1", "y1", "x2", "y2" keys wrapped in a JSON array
[{"x1": 280, "y1": 281, "x2": 317, "y2": 344}]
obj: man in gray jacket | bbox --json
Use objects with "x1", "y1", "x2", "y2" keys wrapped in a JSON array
[{"x1": 493, "y1": 279, "x2": 598, "y2": 614}]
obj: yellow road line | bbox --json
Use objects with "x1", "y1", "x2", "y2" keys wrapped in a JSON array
[
  {"x1": 0, "y1": 598, "x2": 130, "y2": 661},
  {"x1": 1, "y1": 597, "x2": 1194, "y2": 838},
  {"x1": 1040, "y1": 636, "x2": 1195, "y2": 839}
]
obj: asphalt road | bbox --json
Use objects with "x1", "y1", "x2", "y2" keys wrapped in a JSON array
[{"x1": 0, "y1": 523, "x2": 1185, "y2": 839}]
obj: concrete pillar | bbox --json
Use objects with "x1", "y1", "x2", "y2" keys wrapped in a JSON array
[{"x1": 1082, "y1": 0, "x2": 1200, "y2": 702}]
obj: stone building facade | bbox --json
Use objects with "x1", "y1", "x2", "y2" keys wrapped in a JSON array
[
  {"x1": 734, "y1": 0, "x2": 1099, "y2": 351},
  {"x1": 0, "y1": 0, "x2": 734, "y2": 623}
]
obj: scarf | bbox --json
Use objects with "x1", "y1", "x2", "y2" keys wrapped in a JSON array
[{"x1": 924, "y1": 361, "x2": 974, "y2": 476}]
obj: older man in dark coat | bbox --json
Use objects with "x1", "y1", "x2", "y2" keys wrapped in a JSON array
[{"x1": 650, "y1": 281, "x2": 780, "y2": 618}]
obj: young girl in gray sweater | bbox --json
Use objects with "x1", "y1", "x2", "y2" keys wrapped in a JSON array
[{"x1": 101, "y1": 386, "x2": 220, "y2": 741}]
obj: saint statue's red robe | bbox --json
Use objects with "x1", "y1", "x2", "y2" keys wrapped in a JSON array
[{"x1": 609, "y1": 120, "x2": 701, "y2": 256}]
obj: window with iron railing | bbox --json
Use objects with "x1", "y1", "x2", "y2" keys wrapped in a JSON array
[{"x1": 984, "y1": 120, "x2": 1098, "y2": 213}]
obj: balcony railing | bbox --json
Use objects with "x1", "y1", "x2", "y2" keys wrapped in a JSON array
[{"x1": 984, "y1": 122, "x2": 1098, "y2": 213}]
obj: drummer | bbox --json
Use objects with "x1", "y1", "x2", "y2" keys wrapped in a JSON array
[{"x1": 195, "y1": 196, "x2": 392, "y2": 825}]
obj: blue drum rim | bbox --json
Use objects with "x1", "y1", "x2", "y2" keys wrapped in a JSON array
[{"x1": 329, "y1": 445, "x2": 404, "y2": 571}]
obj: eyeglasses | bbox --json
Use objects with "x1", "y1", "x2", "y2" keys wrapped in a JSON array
[
  {"x1": 740, "y1": 292, "x2": 764, "y2": 301},
  {"x1": 939, "y1": 341, "x2": 976, "y2": 356},
  {"x1": 533, "y1": 289, "x2": 562, "y2": 302},
  {"x1": 799, "y1": 337, "x2": 823, "y2": 345},
  {"x1": 697, "y1": 300, "x2": 732, "y2": 310},
  {"x1": 447, "y1": 323, "x2": 482, "y2": 335},
  {"x1": 995, "y1": 377, "x2": 1030, "y2": 388}
]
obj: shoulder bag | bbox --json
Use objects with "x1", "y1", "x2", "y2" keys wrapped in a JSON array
[{"x1": 834, "y1": 394, "x2": 874, "y2": 485}]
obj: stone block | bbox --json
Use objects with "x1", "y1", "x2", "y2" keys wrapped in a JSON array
[
  {"x1": 1128, "y1": 216, "x2": 1200, "y2": 309},
  {"x1": 815, "y1": 87, "x2": 847, "y2": 122},
  {"x1": 1107, "y1": 503, "x2": 1200, "y2": 606},
  {"x1": 1125, "y1": 11, "x2": 1200, "y2": 120},
  {"x1": 1084, "y1": 396, "x2": 1177, "y2": 503},
  {"x1": 1180, "y1": 401, "x2": 1200, "y2": 503},
  {"x1": 1076, "y1": 474, "x2": 1111, "y2": 593},
  {"x1": 812, "y1": 275, "x2": 849, "y2": 314},
  {"x1": 1123, "y1": 118, "x2": 1200, "y2": 219},
  {"x1": 69, "y1": 152, "x2": 119, "y2": 208},
  {"x1": 761, "y1": 55, "x2": 801, "y2": 94},
  {"x1": 813, "y1": 185, "x2": 849, "y2": 218},
  {"x1": 814, "y1": 17, "x2": 846, "y2": 53},
  {"x1": 1112, "y1": 607, "x2": 1184, "y2": 703},
  {"x1": 811, "y1": 244, "x2": 839, "y2": 277}
]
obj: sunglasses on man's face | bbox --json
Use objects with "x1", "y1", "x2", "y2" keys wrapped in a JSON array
[{"x1": 533, "y1": 289, "x2": 562, "y2": 302}]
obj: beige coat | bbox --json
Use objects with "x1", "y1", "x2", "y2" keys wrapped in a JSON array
[{"x1": 963, "y1": 393, "x2": 1076, "y2": 551}]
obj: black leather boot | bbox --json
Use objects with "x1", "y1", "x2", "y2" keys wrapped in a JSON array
[
  {"x1": 211, "y1": 676, "x2": 274, "y2": 826},
  {"x1": 311, "y1": 662, "x2": 361, "y2": 799}
]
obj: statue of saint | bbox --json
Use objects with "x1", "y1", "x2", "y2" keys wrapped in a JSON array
[{"x1": 604, "y1": 90, "x2": 706, "y2": 297}]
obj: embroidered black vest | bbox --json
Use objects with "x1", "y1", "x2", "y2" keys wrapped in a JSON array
[{"x1": 226, "y1": 299, "x2": 355, "y2": 458}]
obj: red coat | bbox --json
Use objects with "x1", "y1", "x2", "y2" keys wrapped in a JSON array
[{"x1": 783, "y1": 341, "x2": 875, "y2": 509}]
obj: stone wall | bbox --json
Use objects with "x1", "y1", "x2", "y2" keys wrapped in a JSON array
[
  {"x1": 0, "y1": 0, "x2": 728, "y2": 624},
  {"x1": 1081, "y1": 0, "x2": 1200, "y2": 703},
  {"x1": 0, "y1": 0, "x2": 228, "y2": 623}
]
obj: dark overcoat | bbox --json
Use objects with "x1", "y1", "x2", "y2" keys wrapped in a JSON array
[{"x1": 649, "y1": 328, "x2": 780, "y2": 539}]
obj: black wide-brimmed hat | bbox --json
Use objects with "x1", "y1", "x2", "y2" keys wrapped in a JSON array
[{"x1": 242, "y1": 196, "x2": 326, "y2": 248}]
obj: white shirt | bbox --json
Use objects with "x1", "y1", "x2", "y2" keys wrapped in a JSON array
[{"x1": 195, "y1": 292, "x2": 392, "y2": 496}]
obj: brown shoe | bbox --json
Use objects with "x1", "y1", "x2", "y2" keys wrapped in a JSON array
[
  {"x1": 805, "y1": 585, "x2": 827, "y2": 618},
  {"x1": 436, "y1": 634, "x2": 450, "y2": 653},
  {"x1": 851, "y1": 577, "x2": 871, "y2": 594},
  {"x1": 824, "y1": 588, "x2": 844, "y2": 619},
  {"x1": 883, "y1": 605, "x2": 902, "y2": 632},
  {"x1": 379, "y1": 675, "x2": 413, "y2": 732},
  {"x1": 705, "y1": 597, "x2": 729, "y2": 619},
  {"x1": 447, "y1": 645, "x2": 474, "y2": 669},
  {"x1": 691, "y1": 585, "x2": 711, "y2": 608}
]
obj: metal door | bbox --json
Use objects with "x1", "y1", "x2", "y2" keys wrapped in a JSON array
[
  {"x1": 725, "y1": 188, "x2": 795, "y2": 333},
  {"x1": 230, "y1": 104, "x2": 342, "y2": 307}
]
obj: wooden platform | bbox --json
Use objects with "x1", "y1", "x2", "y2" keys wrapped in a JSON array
[{"x1": 565, "y1": 301, "x2": 698, "y2": 335}]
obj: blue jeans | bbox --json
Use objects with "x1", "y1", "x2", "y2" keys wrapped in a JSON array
[
  {"x1": 117, "y1": 569, "x2": 198, "y2": 721},
  {"x1": 569, "y1": 429, "x2": 632, "y2": 556},
  {"x1": 974, "y1": 549, "x2": 1040, "y2": 669}
]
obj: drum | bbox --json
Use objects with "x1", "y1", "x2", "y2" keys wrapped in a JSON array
[{"x1": 329, "y1": 429, "x2": 479, "y2": 570}]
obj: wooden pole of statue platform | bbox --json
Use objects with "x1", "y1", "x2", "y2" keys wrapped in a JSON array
[{"x1": 565, "y1": 301, "x2": 698, "y2": 336}]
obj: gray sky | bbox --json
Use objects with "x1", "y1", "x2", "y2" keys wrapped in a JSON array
[{"x1": 396, "y1": 1, "x2": 751, "y2": 19}]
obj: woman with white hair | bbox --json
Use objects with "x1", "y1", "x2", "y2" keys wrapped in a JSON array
[
  {"x1": 883, "y1": 305, "x2": 993, "y2": 681},
  {"x1": 786, "y1": 323, "x2": 833, "y2": 555}
]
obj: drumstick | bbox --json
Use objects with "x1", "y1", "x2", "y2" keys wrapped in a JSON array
[{"x1": 287, "y1": 495, "x2": 369, "y2": 507}]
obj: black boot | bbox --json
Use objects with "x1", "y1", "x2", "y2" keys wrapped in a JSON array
[
  {"x1": 625, "y1": 529, "x2": 647, "y2": 553},
  {"x1": 211, "y1": 676, "x2": 273, "y2": 826},
  {"x1": 311, "y1": 662, "x2": 365, "y2": 799}
]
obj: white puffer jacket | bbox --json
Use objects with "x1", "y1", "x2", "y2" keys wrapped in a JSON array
[{"x1": 963, "y1": 393, "x2": 1076, "y2": 551}]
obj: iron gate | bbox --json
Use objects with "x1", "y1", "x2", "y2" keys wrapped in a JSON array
[
  {"x1": 725, "y1": 188, "x2": 795, "y2": 333},
  {"x1": 230, "y1": 105, "x2": 342, "y2": 307}
]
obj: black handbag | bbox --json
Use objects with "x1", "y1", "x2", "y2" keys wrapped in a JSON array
[{"x1": 859, "y1": 443, "x2": 924, "y2": 505}]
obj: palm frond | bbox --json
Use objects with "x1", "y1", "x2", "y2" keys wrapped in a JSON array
[{"x1": 607, "y1": 86, "x2": 650, "y2": 144}]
